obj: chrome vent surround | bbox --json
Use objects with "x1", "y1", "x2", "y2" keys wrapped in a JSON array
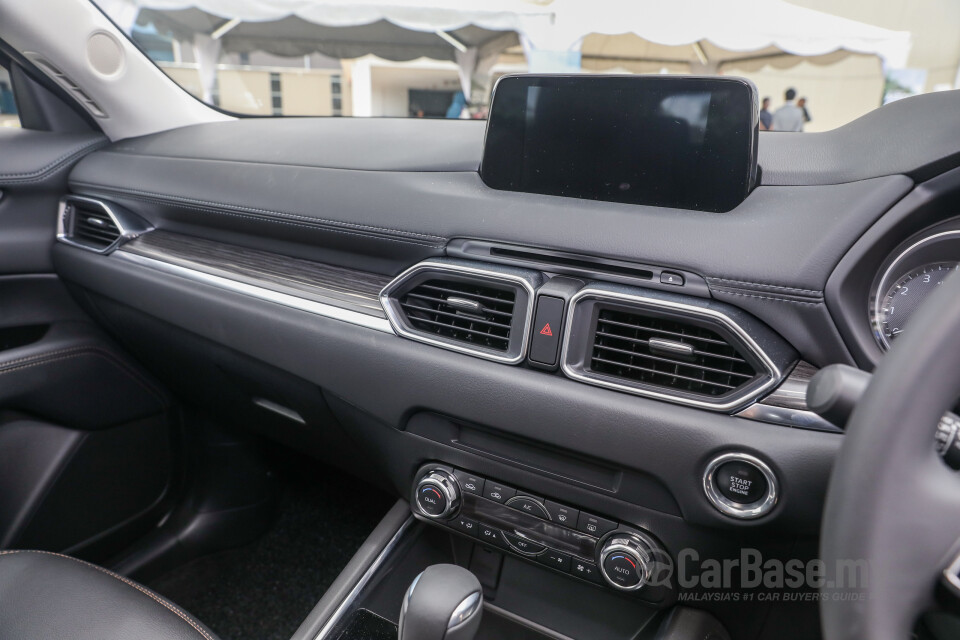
[
  {"x1": 381, "y1": 260, "x2": 541, "y2": 364},
  {"x1": 57, "y1": 196, "x2": 152, "y2": 254},
  {"x1": 561, "y1": 286, "x2": 790, "y2": 411}
]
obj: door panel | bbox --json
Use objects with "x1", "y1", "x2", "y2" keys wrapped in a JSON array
[{"x1": 0, "y1": 76, "x2": 175, "y2": 558}]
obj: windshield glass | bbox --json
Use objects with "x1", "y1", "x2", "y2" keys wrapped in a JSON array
[{"x1": 95, "y1": 0, "x2": 957, "y2": 132}]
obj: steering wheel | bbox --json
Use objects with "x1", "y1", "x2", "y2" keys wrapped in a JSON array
[{"x1": 820, "y1": 270, "x2": 960, "y2": 640}]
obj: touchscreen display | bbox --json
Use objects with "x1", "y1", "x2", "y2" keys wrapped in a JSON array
[{"x1": 480, "y1": 75, "x2": 758, "y2": 212}]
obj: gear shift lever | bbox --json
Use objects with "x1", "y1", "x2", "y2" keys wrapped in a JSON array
[{"x1": 398, "y1": 564, "x2": 483, "y2": 640}]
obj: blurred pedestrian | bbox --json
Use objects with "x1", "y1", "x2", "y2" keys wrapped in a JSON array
[
  {"x1": 772, "y1": 88, "x2": 804, "y2": 132},
  {"x1": 798, "y1": 97, "x2": 812, "y2": 125},
  {"x1": 445, "y1": 91, "x2": 467, "y2": 119},
  {"x1": 759, "y1": 96, "x2": 772, "y2": 131}
]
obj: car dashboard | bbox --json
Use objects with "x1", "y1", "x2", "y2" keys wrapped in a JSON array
[{"x1": 33, "y1": 88, "x2": 960, "y2": 638}]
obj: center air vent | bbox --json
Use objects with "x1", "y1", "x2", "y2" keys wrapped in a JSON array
[
  {"x1": 381, "y1": 260, "x2": 540, "y2": 363},
  {"x1": 590, "y1": 308, "x2": 757, "y2": 397},
  {"x1": 57, "y1": 196, "x2": 151, "y2": 254},
  {"x1": 562, "y1": 286, "x2": 793, "y2": 411},
  {"x1": 400, "y1": 280, "x2": 516, "y2": 352}
]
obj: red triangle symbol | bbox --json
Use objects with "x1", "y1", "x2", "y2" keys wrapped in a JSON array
[{"x1": 539, "y1": 323, "x2": 553, "y2": 336}]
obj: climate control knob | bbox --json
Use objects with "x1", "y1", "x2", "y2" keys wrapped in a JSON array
[
  {"x1": 414, "y1": 469, "x2": 461, "y2": 520},
  {"x1": 599, "y1": 534, "x2": 655, "y2": 591}
]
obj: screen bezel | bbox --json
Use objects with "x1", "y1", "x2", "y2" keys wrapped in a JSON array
[{"x1": 479, "y1": 74, "x2": 759, "y2": 213}]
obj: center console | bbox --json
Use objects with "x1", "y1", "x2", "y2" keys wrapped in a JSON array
[{"x1": 411, "y1": 464, "x2": 673, "y2": 603}]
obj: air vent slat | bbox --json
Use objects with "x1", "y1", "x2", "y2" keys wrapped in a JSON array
[
  {"x1": 396, "y1": 277, "x2": 518, "y2": 353},
  {"x1": 417, "y1": 284, "x2": 515, "y2": 309},
  {"x1": 405, "y1": 292, "x2": 514, "y2": 318},
  {"x1": 590, "y1": 356, "x2": 739, "y2": 391},
  {"x1": 596, "y1": 317, "x2": 728, "y2": 346},
  {"x1": 403, "y1": 316, "x2": 510, "y2": 343},
  {"x1": 594, "y1": 330, "x2": 752, "y2": 366},
  {"x1": 399, "y1": 302, "x2": 511, "y2": 330},
  {"x1": 589, "y1": 307, "x2": 760, "y2": 398},
  {"x1": 592, "y1": 343, "x2": 755, "y2": 379}
]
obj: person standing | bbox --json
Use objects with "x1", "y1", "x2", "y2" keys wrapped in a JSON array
[
  {"x1": 771, "y1": 88, "x2": 804, "y2": 132},
  {"x1": 798, "y1": 97, "x2": 812, "y2": 125},
  {"x1": 758, "y1": 97, "x2": 773, "y2": 131}
]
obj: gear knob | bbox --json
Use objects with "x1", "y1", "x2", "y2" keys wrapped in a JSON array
[{"x1": 398, "y1": 564, "x2": 483, "y2": 640}]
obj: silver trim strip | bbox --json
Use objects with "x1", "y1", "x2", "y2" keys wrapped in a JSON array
[
  {"x1": 736, "y1": 403, "x2": 840, "y2": 432},
  {"x1": 736, "y1": 361, "x2": 842, "y2": 432},
  {"x1": 942, "y1": 547, "x2": 960, "y2": 599},
  {"x1": 702, "y1": 453, "x2": 779, "y2": 519},
  {"x1": 57, "y1": 195, "x2": 152, "y2": 254},
  {"x1": 560, "y1": 287, "x2": 784, "y2": 412},
  {"x1": 315, "y1": 516, "x2": 415, "y2": 640},
  {"x1": 114, "y1": 251, "x2": 394, "y2": 334},
  {"x1": 380, "y1": 260, "x2": 538, "y2": 365},
  {"x1": 252, "y1": 398, "x2": 306, "y2": 425}
]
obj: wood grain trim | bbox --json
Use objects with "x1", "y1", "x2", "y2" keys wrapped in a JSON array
[{"x1": 119, "y1": 231, "x2": 390, "y2": 318}]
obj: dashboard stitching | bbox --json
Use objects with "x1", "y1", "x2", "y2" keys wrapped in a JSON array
[
  {"x1": 68, "y1": 190, "x2": 444, "y2": 248},
  {"x1": 0, "y1": 138, "x2": 108, "y2": 184},
  {"x1": 705, "y1": 277, "x2": 823, "y2": 295},
  {"x1": 68, "y1": 181, "x2": 447, "y2": 243},
  {"x1": 710, "y1": 287, "x2": 823, "y2": 306}
]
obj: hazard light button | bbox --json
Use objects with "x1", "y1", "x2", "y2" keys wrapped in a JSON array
[{"x1": 529, "y1": 295, "x2": 564, "y2": 366}]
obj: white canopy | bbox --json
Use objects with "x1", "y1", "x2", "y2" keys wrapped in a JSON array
[
  {"x1": 103, "y1": 0, "x2": 911, "y2": 66},
  {"x1": 98, "y1": 0, "x2": 911, "y2": 103}
]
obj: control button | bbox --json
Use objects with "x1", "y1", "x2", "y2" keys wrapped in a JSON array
[
  {"x1": 571, "y1": 559, "x2": 604, "y2": 585},
  {"x1": 414, "y1": 470, "x2": 460, "y2": 520},
  {"x1": 482, "y1": 480, "x2": 516, "y2": 504},
  {"x1": 543, "y1": 501, "x2": 579, "y2": 527},
  {"x1": 477, "y1": 524, "x2": 509, "y2": 550},
  {"x1": 704, "y1": 453, "x2": 778, "y2": 519},
  {"x1": 660, "y1": 271, "x2": 685, "y2": 286},
  {"x1": 576, "y1": 512, "x2": 618, "y2": 537},
  {"x1": 529, "y1": 296, "x2": 564, "y2": 366},
  {"x1": 453, "y1": 470, "x2": 484, "y2": 496},
  {"x1": 506, "y1": 495, "x2": 549, "y2": 519},
  {"x1": 503, "y1": 532, "x2": 546, "y2": 555},
  {"x1": 539, "y1": 549, "x2": 572, "y2": 573},
  {"x1": 452, "y1": 515, "x2": 479, "y2": 538},
  {"x1": 599, "y1": 535, "x2": 655, "y2": 592},
  {"x1": 603, "y1": 551, "x2": 643, "y2": 589},
  {"x1": 714, "y1": 460, "x2": 768, "y2": 504}
]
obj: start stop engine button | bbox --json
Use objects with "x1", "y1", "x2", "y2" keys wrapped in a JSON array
[
  {"x1": 714, "y1": 460, "x2": 768, "y2": 504},
  {"x1": 703, "y1": 453, "x2": 778, "y2": 520}
]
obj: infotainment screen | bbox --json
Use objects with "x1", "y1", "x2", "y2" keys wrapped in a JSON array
[{"x1": 480, "y1": 75, "x2": 758, "y2": 213}]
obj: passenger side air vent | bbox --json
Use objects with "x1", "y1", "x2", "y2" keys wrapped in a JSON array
[
  {"x1": 71, "y1": 203, "x2": 121, "y2": 249},
  {"x1": 57, "y1": 196, "x2": 151, "y2": 254},
  {"x1": 590, "y1": 308, "x2": 757, "y2": 397},
  {"x1": 400, "y1": 279, "x2": 516, "y2": 352},
  {"x1": 381, "y1": 260, "x2": 541, "y2": 363},
  {"x1": 562, "y1": 286, "x2": 794, "y2": 411}
]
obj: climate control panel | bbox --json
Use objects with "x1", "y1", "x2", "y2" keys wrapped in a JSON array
[{"x1": 410, "y1": 464, "x2": 671, "y2": 602}]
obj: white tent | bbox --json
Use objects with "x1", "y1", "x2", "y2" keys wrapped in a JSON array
[{"x1": 98, "y1": 0, "x2": 911, "y2": 104}]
